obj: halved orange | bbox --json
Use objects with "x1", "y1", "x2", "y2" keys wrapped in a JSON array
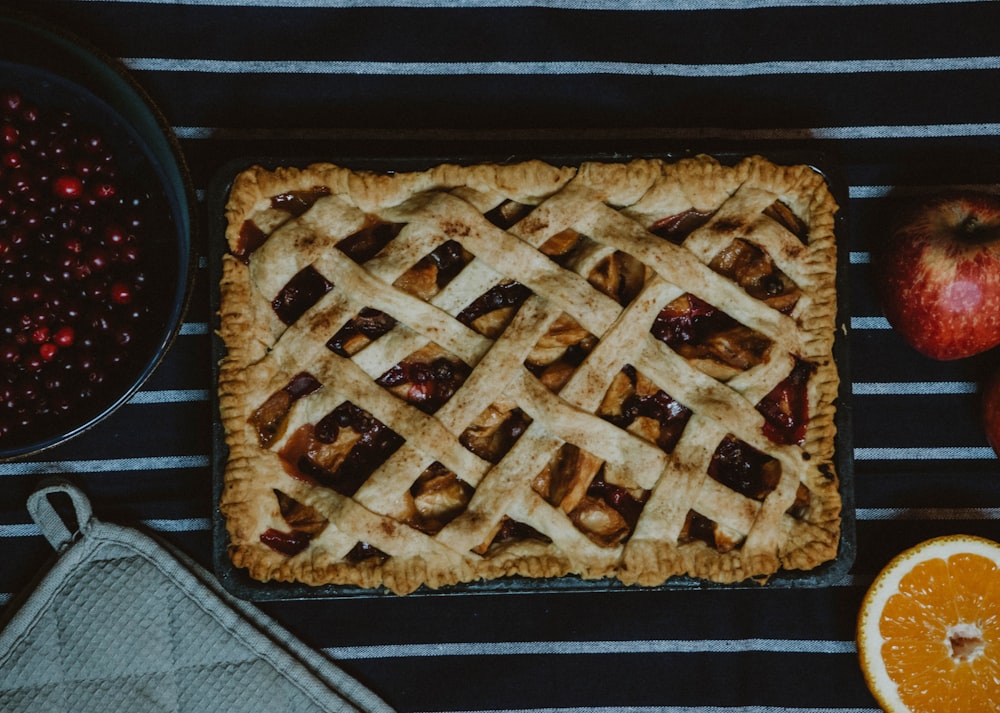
[{"x1": 857, "y1": 534, "x2": 1000, "y2": 712}]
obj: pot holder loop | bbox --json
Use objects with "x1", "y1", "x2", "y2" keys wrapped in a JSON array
[{"x1": 26, "y1": 479, "x2": 93, "y2": 553}]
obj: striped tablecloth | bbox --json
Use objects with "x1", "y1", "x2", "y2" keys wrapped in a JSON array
[{"x1": 4, "y1": 2, "x2": 1000, "y2": 711}]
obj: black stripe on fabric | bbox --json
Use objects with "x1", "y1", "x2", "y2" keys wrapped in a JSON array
[
  {"x1": 126, "y1": 71, "x2": 1000, "y2": 132},
  {"x1": 8, "y1": 2, "x2": 1000, "y2": 66}
]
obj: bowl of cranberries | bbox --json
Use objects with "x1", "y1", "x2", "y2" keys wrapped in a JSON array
[{"x1": 0, "y1": 62, "x2": 193, "y2": 460}]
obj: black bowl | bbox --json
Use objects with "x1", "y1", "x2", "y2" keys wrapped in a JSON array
[{"x1": 0, "y1": 13, "x2": 194, "y2": 459}]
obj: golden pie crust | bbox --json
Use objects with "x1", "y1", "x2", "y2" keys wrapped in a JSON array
[{"x1": 217, "y1": 155, "x2": 841, "y2": 595}]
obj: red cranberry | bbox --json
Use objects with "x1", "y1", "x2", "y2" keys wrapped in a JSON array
[
  {"x1": 53, "y1": 175, "x2": 83, "y2": 199},
  {"x1": 53, "y1": 326, "x2": 74, "y2": 347},
  {"x1": 110, "y1": 282, "x2": 133, "y2": 305},
  {"x1": 0, "y1": 86, "x2": 157, "y2": 444}
]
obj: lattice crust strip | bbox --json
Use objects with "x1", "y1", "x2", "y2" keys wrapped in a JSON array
[{"x1": 218, "y1": 154, "x2": 842, "y2": 594}]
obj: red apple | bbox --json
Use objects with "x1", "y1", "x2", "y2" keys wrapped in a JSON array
[
  {"x1": 879, "y1": 192, "x2": 1000, "y2": 360},
  {"x1": 982, "y1": 366, "x2": 1000, "y2": 457}
]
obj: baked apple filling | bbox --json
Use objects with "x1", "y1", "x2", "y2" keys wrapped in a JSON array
[
  {"x1": 764, "y1": 199, "x2": 808, "y2": 242},
  {"x1": 249, "y1": 372, "x2": 322, "y2": 448},
  {"x1": 532, "y1": 443, "x2": 604, "y2": 511},
  {"x1": 278, "y1": 401, "x2": 403, "y2": 496},
  {"x1": 539, "y1": 228, "x2": 647, "y2": 306},
  {"x1": 475, "y1": 515, "x2": 552, "y2": 556},
  {"x1": 531, "y1": 445, "x2": 649, "y2": 547},
  {"x1": 394, "y1": 240, "x2": 473, "y2": 301},
  {"x1": 598, "y1": 365, "x2": 691, "y2": 453},
  {"x1": 708, "y1": 238, "x2": 800, "y2": 314},
  {"x1": 651, "y1": 293, "x2": 772, "y2": 378},
  {"x1": 459, "y1": 398, "x2": 531, "y2": 463},
  {"x1": 524, "y1": 313, "x2": 597, "y2": 393},
  {"x1": 399, "y1": 462, "x2": 474, "y2": 535}
]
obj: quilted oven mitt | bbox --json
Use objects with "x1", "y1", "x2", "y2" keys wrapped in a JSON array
[{"x1": 0, "y1": 480, "x2": 393, "y2": 713}]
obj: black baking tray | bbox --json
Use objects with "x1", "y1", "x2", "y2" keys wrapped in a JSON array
[{"x1": 208, "y1": 150, "x2": 855, "y2": 600}]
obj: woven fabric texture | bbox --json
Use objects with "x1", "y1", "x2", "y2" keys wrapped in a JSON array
[{"x1": 0, "y1": 481, "x2": 392, "y2": 713}]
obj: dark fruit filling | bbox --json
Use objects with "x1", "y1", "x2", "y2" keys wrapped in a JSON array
[
  {"x1": 235, "y1": 220, "x2": 267, "y2": 263},
  {"x1": 272, "y1": 265, "x2": 333, "y2": 325},
  {"x1": 484, "y1": 199, "x2": 533, "y2": 229},
  {"x1": 279, "y1": 402, "x2": 403, "y2": 496},
  {"x1": 0, "y1": 89, "x2": 160, "y2": 444},
  {"x1": 346, "y1": 541, "x2": 390, "y2": 564},
  {"x1": 679, "y1": 510, "x2": 733, "y2": 551},
  {"x1": 600, "y1": 365, "x2": 691, "y2": 453},
  {"x1": 326, "y1": 307, "x2": 397, "y2": 357},
  {"x1": 259, "y1": 489, "x2": 329, "y2": 556},
  {"x1": 235, "y1": 188, "x2": 332, "y2": 263},
  {"x1": 376, "y1": 356, "x2": 470, "y2": 414},
  {"x1": 336, "y1": 220, "x2": 403, "y2": 264},
  {"x1": 650, "y1": 293, "x2": 772, "y2": 373},
  {"x1": 650, "y1": 209, "x2": 715, "y2": 245},
  {"x1": 458, "y1": 281, "x2": 532, "y2": 328},
  {"x1": 271, "y1": 187, "x2": 331, "y2": 217},
  {"x1": 479, "y1": 515, "x2": 551, "y2": 554},
  {"x1": 260, "y1": 528, "x2": 312, "y2": 556},
  {"x1": 757, "y1": 359, "x2": 814, "y2": 445},
  {"x1": 708, "y1": 435, "x2": 781, "y2": 502},
  {"x1": 421, "y1": 239, "x2": 471, "y2": 289}
]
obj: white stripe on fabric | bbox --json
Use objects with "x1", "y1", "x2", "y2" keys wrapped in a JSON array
[
  {"x1": 123, "y1": 56, "x2": 1000, "y2": 77},
  {"x1": 848, "y1": 252, "x2": 869, "y2": 264},
  {"x1": 849, "y1": 183, "x2": 1000, "y2": 199},
  {"x1": 0, "y1": 523, "x2": 41, "y2": 537},
  {"x1": 852, "y1": 382, "x2": 977, "y2": 396},
  {"x1": 0, "y1": 518, "x2": 210, "y2": 537},
  {"x1": 855, "y1": 447, "x2": 996, "y2": 460},
  {"x1": 127, "y1": 389, "x2": 210, "y2": 404},
  {"x1": 323, "y1": 638, "x2": 856, "y2": 660},
  {"x1": 180, "y1": 322, "x2": 209, "y2": 336},
  {"x1": 0, "y1": 456, "x2": 210, "y2": 476},
  {"x1": 141, "y1": 517, "x2": 212, "y2": 532},
  {"x1": 857, "y1": 507, "x2": 1000, "y2": 521},
  {"x1": 171, "y1": 124, "x2": 1000, "y2": 142},
  {"x1": 850, "y1": 317, "x2": 891, "y2": 330}
]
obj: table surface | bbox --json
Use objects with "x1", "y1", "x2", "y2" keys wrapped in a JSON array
[{"x1": 4, "y1": 1, "x2": 1000, "y2": 711}]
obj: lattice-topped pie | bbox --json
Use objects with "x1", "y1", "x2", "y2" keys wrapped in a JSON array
[{"x1": 217, "y1": 155, "x2": 841, "y2": 594}]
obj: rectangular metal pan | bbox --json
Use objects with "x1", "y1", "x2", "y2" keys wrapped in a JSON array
[{"x1": 208, "y1": 150, "x2": 855, "y2": 600}]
